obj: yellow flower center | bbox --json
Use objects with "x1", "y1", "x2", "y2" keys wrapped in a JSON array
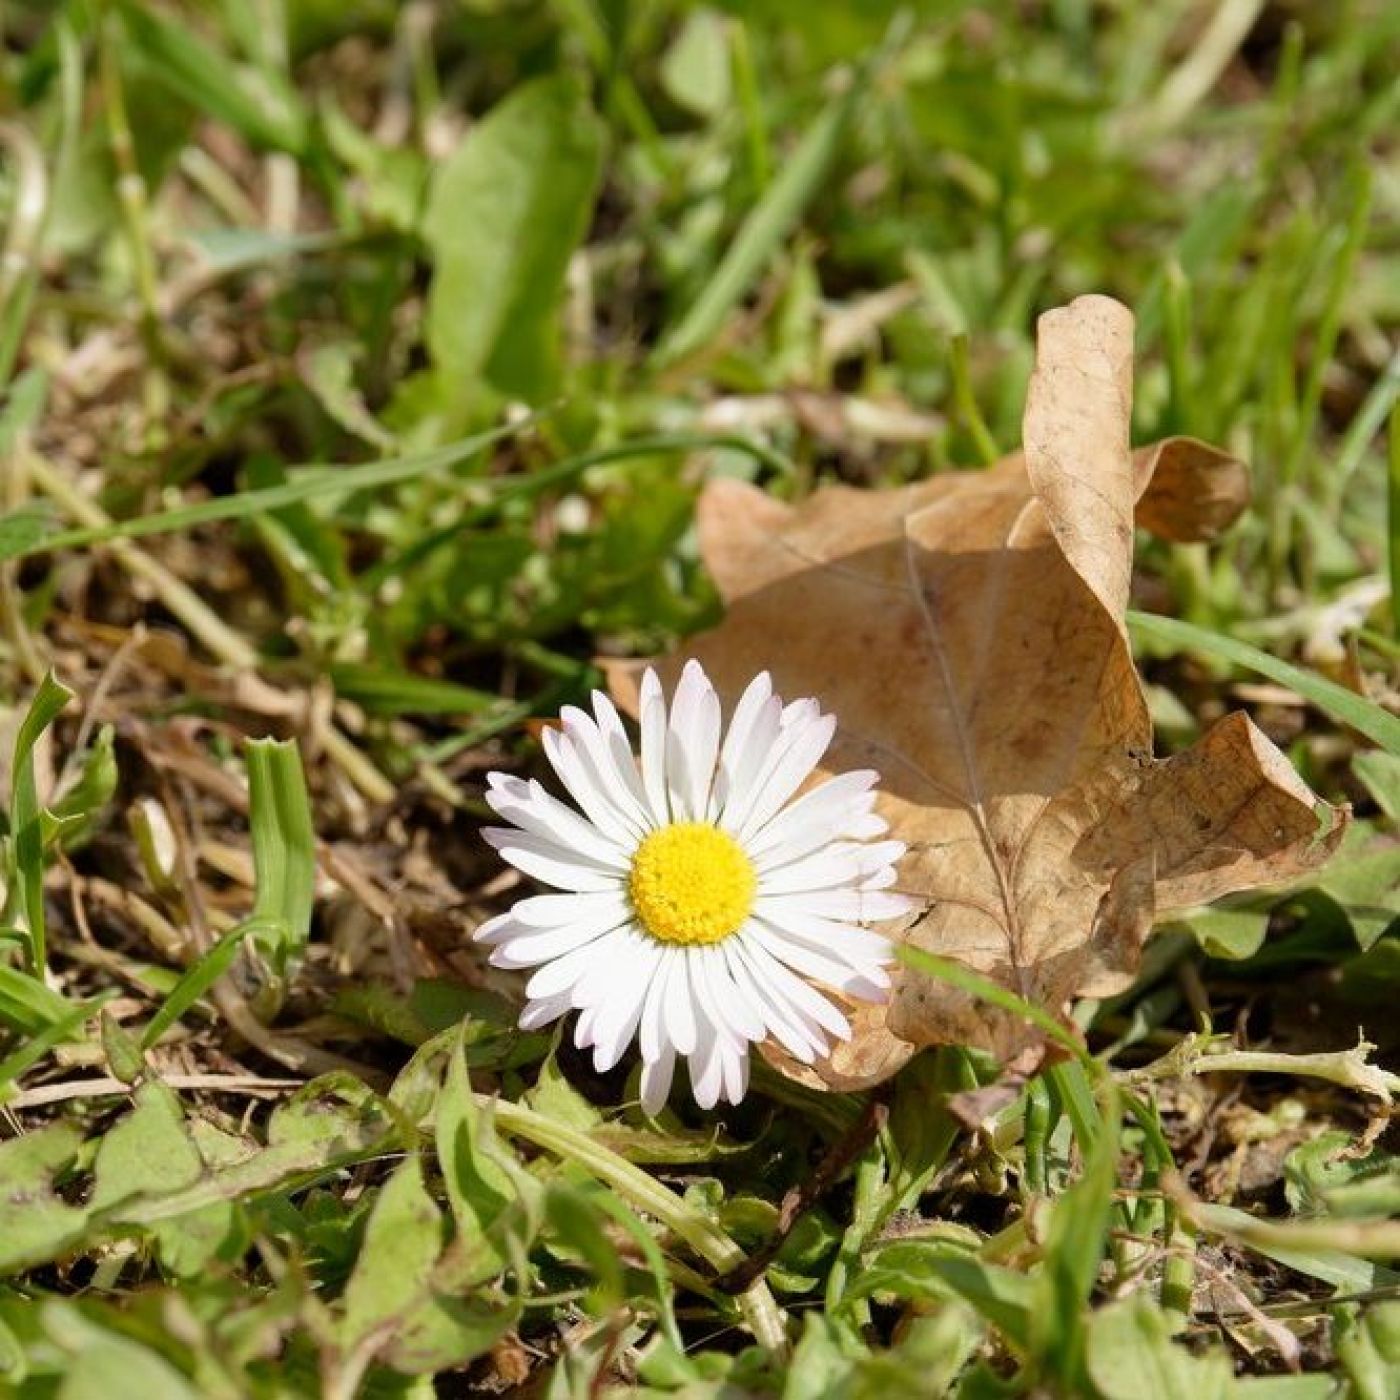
[{"x1": 628, "y1": 822, "x2": 756, "y2": 946}]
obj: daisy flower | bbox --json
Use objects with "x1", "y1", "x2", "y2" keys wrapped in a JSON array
[{"x1": 475, "y1": 661, "x2": 909, "y2": 1114}]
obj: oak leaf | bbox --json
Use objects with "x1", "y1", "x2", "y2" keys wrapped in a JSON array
[{"x1": 610, "y1": 295, "x2": 1345, "y2": 1089}]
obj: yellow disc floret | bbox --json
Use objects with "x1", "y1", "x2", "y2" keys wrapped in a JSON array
[{"x1": 628, "y1": 822, "x2": 756, "y2": 946}]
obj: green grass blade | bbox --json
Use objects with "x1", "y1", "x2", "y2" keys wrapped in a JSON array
[
  {"x1": 244, "y1": 738, "x2": 316, "y2": 971},
  {"x1": 115, "y1": 0, "x2": 308, "y2": 154},
  {"x1": 140, "y1": 740, "x2": 314, "y2": 1048},
  {"x1": 8, "y1": 673, "x2": 74, "y2": 972},
  {"x1": 139, "y1": 920, "x2": 261, "y2": 1051},
  {"x1": 1390, "y1": 401, "x2": 1400, "y2": 638},
  {"x1": 896, "y1": 944, "x2": 1099, "y2": 1073},
  {"x1": 0, "y1": 421, "x2": 528, "y2": 562},
  {"x1": 653, "y1": 78, "x2": 858, "y2": 366},
  {"x1": 0, "y1": 963, "x2": 77, "y2": 1036},
  {"x1": 1128, "y1": 610, "x2": 1400, "y2": 755},
  {"x1": 360, "y1": 430, "x2": 795, "y2": 589},
  {"x1": 0, "y1": 992, "x2": 115, "y2": 1097}
]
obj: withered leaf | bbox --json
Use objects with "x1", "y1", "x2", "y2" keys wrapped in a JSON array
[{"x1": 611, "y1": 295, "x2": 1345, "y2": 1089}]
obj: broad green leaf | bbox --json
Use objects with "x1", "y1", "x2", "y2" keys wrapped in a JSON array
[
  {"x1": 1193, "y1": 1201, "x2": 1400, "y2": 1292},
  {"x1": 340, "y1": 1156, "x2": 445, "y2": 1350},
  {"x1": 1234, "y1": 1379, "x2": 1343, "y2": 1399},
  {"x1": 110, "y1": 1076, "x2": 393, "y2": 1230},
  {"x1": 886, "y1": 1048, "x2": 988, "y2": 1214},
  {"x1": 90, "y1": 1081, "x2": 235, "y2": 1275},
  {"x1": 0, "y1": 1124, "x2": 88, "y2": 1275},
  {"x1": 1307, "y1": 825, "x2": 1400, "y2": 949},
  {"x1": 299, "y1": 340, "x2": 397, "y2": 451},
  {"x1": 0, "y1": 369, "x2": 48, "y2": 454},
  {"x1": 89, "y1": 1083, "x2": 202, "y2": 1213},
  {"x1": 782, "y1": 1313, "x2": 856, "y2": 1397},
  {"x1": 339, "y1": 1149, "x2": 517, "y2": 1374},
  {"x1": 436, "y1": 1030, "x2": 515, "y2": 1241},
  {"x1": 660, "y1": 9, "x2": 733, "y2": 118},
  {"x1": 525, "y1": 1048, "x2": 601, "y2": 1131},
  {"x1": 1086, "y1": 1295, "x2": 1235, "y2": 1400},
  {"x1": 1165, "y1": 905, "x2": 1270, "y2": 960},
  {"x1": 1354, "y1": 749, "x2": 1400, "y2": 824},
  {"x1": 1128, "y1": 611, "x2": 1400, "y2": 756},
  {"x1": 424, "y1": 74, "x2": 604, "y2": 402},
  {"x1": 0, "y1": 505, "x2": 56, "y2": 560},
  {"x1": 544, "y1": 1185, "x2": 626, "y2": 1313},
  {"x1": 40, "y1": 1303, "x2": 201, "y2": 1400},
  {"x1": 1336, "y1": 1301, "x2": 1400, "y2": 1400},
  {"x1": 845, "y1": 1242, "x2": 1033, "y2": 1350}
]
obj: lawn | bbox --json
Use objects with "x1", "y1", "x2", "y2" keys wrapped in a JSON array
[{"x1": 3, "y1": 1, "x2": 1400, "y2": 1395}]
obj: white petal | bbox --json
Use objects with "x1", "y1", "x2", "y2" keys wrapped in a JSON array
[
  {"x1": 716, "y1": 696, "x2": 783, "y2": 827},
  {"x1": 638, "y1": 670, "x2": 672, "y2": 826},
  {"x1": 473, "y1": 911, "x2": 513, "y2": 945},
  {"x1": 591, "y1": 691, "x2": 657, "y2": 827},
  {"x1": 745, "y1": 769, "x2": 881, "y2": 862},
  {"x1": 689, "y1": 1026, "x2": 726, "y2": 1110},
  {"x1": 518, "y1": 992, "x2": 573, "y2": 1031},
  {"x1": 483, "y1": 828, "x2": 621, "y2": 892},
  {"x1": 721, "y1": 1043, "x2": 748, "y2": 1104},
  {"x1": 591, "y1": 946, "x2": 661, "y2": 1072},
  {"x1": 736, "y1": 713, "x2": 837, "y2": 840},
  {"x1": 719, "y1": 701, "x2": 832, "y2": 837},
  {"x1": 751, "y1": 919, "x2": 891, "y2": 997},
  {"x1": 541, "y1": 726, "x2": 640, "y2": 847},
  {"x1": 561, "y1": 706, "x2": 651, "y2": 836},
  {"x1": 569, "y1": 925, "x2": 656, "y2": 1010},
  {"x1": 665, "y1": 660, "x2": 722, "y2": 821},
  {"x1": 639, "y1": 946, "x2": 676, "y2": 1062},
  {"x1": 484, "y1": 775, "x2": 629, "y2": 869},
  {"x1": 757, "y1": 888, "x2": 915, "y2": 923},
  {"x1": 509, "y1": 890, "x2": 632, "y2": 930},
  {"x1": 752, "y1": 902, "x2": 895, "y2": 965},
  {"x1": 525, "y1": 927, "x2": 624, "y2": 1000},
  {"x1": 640, "y1": 1045, "x2": 676, "y2": 1115},
  {"x1": 574, "y1": 1000, "x2": 601, "y2": 1049},
  {"x1": 735, "y1": 927, "x2": 851, "y2": 1040},
  {"x1": 713, "y1": 671, "x2": 773, "y2": 818},
  {"x1": 695, "y1": 945, "x2": 763, "y2": 1044},
  {"x1": 755, "y1": 846, "x2": 870, "y2": 895},
  {"x1": 718, "y1": 943, "x2": 775, "y2": 1041},
  {"x1": 691, "y1": 1056, "x2": 723, "y2": 1110},
  {"x1": 488, "y1": 910, "x2": 633, "y2": 969},
  {"x1": 727, "y1": 940, "x2": 827, "y2": 1063},
  {"x1": 664, "y1": 950, "x2": 699, "y2": 1056}
]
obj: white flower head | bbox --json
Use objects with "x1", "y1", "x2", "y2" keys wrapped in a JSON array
[{"x1": 476, "y1": 661, "x2": 910, "y2": 1114}]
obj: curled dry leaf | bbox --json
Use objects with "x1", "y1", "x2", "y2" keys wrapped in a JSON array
[{"x1": 609, "y1": 294, "x2": 1346, "y2": 1090}]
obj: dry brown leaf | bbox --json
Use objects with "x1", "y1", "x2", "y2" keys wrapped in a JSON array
[{"x1": 609, "y1": 294, "x2": 1345, "y2": 1089}]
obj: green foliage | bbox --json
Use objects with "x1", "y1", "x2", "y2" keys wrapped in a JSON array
[{"x1": 423, "y1": 74, "x2": 605, "y2": 406}]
